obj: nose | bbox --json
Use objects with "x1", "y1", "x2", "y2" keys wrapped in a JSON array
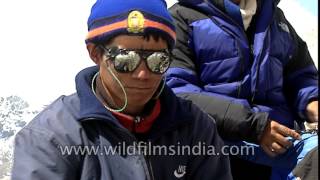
[{"x1": 132, "y1": 61, "x2": 151, "y2": 80}]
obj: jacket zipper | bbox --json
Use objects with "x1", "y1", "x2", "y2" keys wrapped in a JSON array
[
  {"x1": 106, "y1": 119, "x2": 153, "y2": 180},
  {"x1": 145, "y1": 154, "x2": 155, "y2": 180},
  {"x1": 133, "y1": 116, "x2": 141, "y2": 133},
  {"x1": 236, "y1": 40, "x2": 246, "y2": 98},
  {"x1": 133, "y1": 116, "x2": 155, "y2": 180}
]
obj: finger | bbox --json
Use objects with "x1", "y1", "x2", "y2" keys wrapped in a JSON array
[
  {"x1": 274, "y1": 133, "x2": 293, "y2": 149},
  {"x1": 275, "y1": 124, "x2": 301, "y2": 140},
  {"x1": 271, "y1": 142, "x2": 286, "y2": 154}
]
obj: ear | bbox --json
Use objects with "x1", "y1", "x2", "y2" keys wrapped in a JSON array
[{"x1": 87, "y1": 43, "x2": 103, "y2": 65}]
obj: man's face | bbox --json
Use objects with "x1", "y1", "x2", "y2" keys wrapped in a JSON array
[{"x1": 98, "y1": 35, "x2": 167, "y2": 109}]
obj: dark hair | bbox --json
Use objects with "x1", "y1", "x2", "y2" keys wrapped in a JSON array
[
  {"x1": 142, "y1": 31, "x2": 166, "y2": 42},
  {"x1": 95, "y1": 31, "x2": 171, "y2": 57},
  {"x1": 97, "y1": 31, "x2": 170, "y2": 48}
]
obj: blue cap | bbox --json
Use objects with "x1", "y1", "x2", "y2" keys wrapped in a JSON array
[{"x1": 86, "y1": 0, "x2": 176, "y2": 49}]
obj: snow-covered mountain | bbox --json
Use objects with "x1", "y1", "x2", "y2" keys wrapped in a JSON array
[{"x1": 0, "y1": 96, "x2": 40, "y2": 179}]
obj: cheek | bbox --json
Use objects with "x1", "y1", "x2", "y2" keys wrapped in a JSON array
[
  {"x1": 114, "y1": 71, "x2": 131, "y2": 85},
  {"x1": 103, "y1": 61, "x2": 123, "y2": 80},
  {"x1": 148, "y1": 75, "x2": 164, "y2": 93},
  {"x1": 153, "y1": 75, "x2": 163, "y2": 86},
  {"x1": 100, "y1": 65, "x2": 122, "y2": 88}
]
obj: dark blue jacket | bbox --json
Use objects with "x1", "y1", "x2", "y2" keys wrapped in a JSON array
[
  {"x1": 12, "y1": 66, "x2": 232, "y2": 180},
  {"x1": 166, "y1": 0, "x2": 318, "y2": 140}
]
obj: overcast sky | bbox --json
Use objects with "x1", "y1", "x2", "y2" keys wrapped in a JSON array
[{"x1": 0, "y1": 0, "x2": 318, "y2": 109}]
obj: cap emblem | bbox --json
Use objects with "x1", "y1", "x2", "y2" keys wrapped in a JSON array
[{"x1": 127, "y1": 11, "x2": 145, "y2": 33}]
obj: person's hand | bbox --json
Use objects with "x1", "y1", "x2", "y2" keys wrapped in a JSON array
[
  {"x1": 306, "y1": 101, "x2": 318, "y2": 123},
  {"x1": 259, "y1": 120, "x2": 301, "y2": 157}
]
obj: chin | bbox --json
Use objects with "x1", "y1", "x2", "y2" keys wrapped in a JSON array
[{"x1": 129, "y1": 95, "x2": 153, "y2": 104}]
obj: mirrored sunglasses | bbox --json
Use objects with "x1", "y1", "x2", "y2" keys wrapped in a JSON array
[{"x1": 100, "y1": 46, "x2": 171, "y2": 74}]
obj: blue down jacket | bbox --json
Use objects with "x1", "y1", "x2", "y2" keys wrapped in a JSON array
[
  {"x1": 166, "y1": 0, "x2": 318, "y2": 132},
  {"x1": 11, "y1": 66, "x2": 232, "y2": 180}
]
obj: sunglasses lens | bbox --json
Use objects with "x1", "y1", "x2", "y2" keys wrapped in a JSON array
[
  {"x1": 105, "y1": 46, "x2": 171, "y2": 74},
  {"x1": 114, "y1": 51, "x2": 140, "y2": 72},
  {"x1": 146, "y1": 52, "x2": 170, "y2": 74}
]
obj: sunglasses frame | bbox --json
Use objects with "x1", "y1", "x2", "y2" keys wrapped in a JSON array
[{"x1": 99, "y1": 46, "x2": 172, "y2": 74}]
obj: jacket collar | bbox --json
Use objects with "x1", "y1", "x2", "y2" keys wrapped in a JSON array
[
  {"x1": 178, "y1": 0, "x2": 279, "y2": 19},
  {"x1": 178, "y1": 0, "x2": 276, "y2": 34},
  {"x1": 75, "y1": 66, "x2": 122, "y2": 125}
]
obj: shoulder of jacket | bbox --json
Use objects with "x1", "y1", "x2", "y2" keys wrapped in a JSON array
[
  {"x1": 273, "y1": 7, "x2": 300, "y2": 43},
  {"x1": 169, "y1": 3, "x2": 209, "y2": 24},
  {"x1": 21, "y1": 93, "x2": 85, "y2": 146},
  {"x1": 273, "y1": 7, "x2": 287, "y2": 23}
]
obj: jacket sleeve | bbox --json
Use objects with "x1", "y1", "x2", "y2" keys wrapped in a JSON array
[
  {"x1": 282, "y1": 11, "x2": 318, "y2": 120},
  {"x1": 11, "y1": 127, "x2": 78, "y2": 180},
  {"x1": 188, "y1": 107, "x2": 232, "y2": 180},
  {"x1": 167, "y1": 4, "x2": 269, "y2": 143},
  {"x1": 179, "y1": 93, "x2": 269, "y2": 143}
]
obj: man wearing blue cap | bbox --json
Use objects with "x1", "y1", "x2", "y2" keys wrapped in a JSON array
[{"x1": 11, "y1": 0, "x2": 233, "y2": 179}]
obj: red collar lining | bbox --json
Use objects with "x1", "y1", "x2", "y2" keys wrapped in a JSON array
[{"x1": 111, "y1": 100, "x2": 161, "y2": 133}]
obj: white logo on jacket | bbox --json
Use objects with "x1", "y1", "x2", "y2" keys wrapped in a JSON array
[
  {"x1": 278, "y1": 22, "x2": 290, "y2": 33},
  {"x1": 174, "y1": 165, "x2": 186, "y2": 178}
]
